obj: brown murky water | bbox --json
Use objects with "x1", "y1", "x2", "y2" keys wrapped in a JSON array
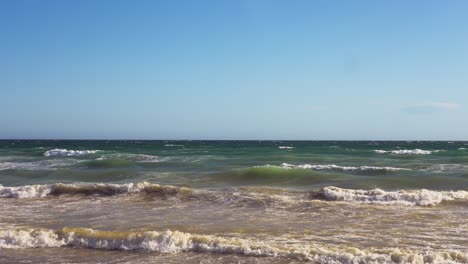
[{"x1": 1, "y1": 187, "x2": 467, "y2": 263}]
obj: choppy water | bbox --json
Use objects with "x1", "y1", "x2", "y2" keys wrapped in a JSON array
[{"x1": 0, "y1": 140, "x2": 467, "y2": 263}]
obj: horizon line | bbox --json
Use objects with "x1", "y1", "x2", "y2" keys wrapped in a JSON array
[{"x1": 0, "y1": 138, "x2": 467, "y2": 142}]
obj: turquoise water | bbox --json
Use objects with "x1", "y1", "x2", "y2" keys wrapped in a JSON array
[
  {"x1": 1, "y1": 140, "x2": 467, "y2": 189},
  {"x1": 1, "y1": 140, "x2": 467, "y2": 263}
]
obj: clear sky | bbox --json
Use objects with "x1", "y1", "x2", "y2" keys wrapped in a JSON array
[{"x1": 1, "y1": 0, "x2": 467, "y2": 140}]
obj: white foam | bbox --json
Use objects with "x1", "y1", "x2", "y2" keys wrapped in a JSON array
[
  {"x1": 281, "y1": 163, "x2": 409, "y2": 172},
  {"x1": 0, "y1": 227, "x2": 466, "y2": 263},
  {"x1": 458, "y1": 147, "x2": 466, "y2": 150},
  {"x1": 43, "y1": 149, "x2": 98, "y2": 157},
  {"x1": 0, "y1": 229, "x2": 65, "y2": 249},
  {"x1": 0, "y1": 184, "x2": 53, "y2": 198},
  {"x1": 164, "y1": 144, "x2": 184, "y2": 147},
  {"x1": 278, "y1": 146, "x2": 295, "y2": 149},
  {"x1": 374, "y1": 149, "x2": 439, "y2": 155},
  {"x1": 320, "y1": 186, "x2": 468, "y2": 206}
]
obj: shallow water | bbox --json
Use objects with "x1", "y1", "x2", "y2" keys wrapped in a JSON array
[{"x1": 1, "y1": 140, "x2": 467, "y2": 263}]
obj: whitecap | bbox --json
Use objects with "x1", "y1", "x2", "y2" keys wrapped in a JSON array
[
  {"x1": 278, "y1": 146, "x2": 295, "y2": 149},
  {"x1": 373, "y1": 149, "x2": 438, "y2": 155},
  {"x1": 43, "y1": 149, "x2": 98, "y2": 157},
  {"x1": 281, "y1": 163, "x2": 410, "y2": 172}
]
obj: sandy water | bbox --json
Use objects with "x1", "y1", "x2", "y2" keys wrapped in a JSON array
[{"x1": 1, "y1": 140, "x2": 467, "y2": 263}]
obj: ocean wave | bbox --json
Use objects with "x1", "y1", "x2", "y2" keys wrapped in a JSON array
[
  {"x1": 0, "y1": 182, "x2": 293, "y2": 208},
  {"x1": 225, "y1": 166, "x2": 326, "y2": 184},
  {"x1": 2, "y1": 182, "x2": 467, "y2": 207},
  {"x1": 314, "y1": 186, "x2": 468, "y2": 206},
  {"x1": 374, "y1": 149, "x2": 439, "y2": 155},
  {"x1": 43, "y1": 149, "x2": 99, "y2": 157},
  {"x1": 0, "y1": 161, "x2": 47, "y2": 171},
  {"x1": 0, "y1": 182, "x2": 193, "y2": 199},
  {"x1": 281, "y1": 163, "x2": 410, "y2": 172},
  {"x1": 0, "y1": 227, "x2": 466, "y2": 263},
  {"x1": 423, "y1": 164, "x2": 468, "y2": 173},
  {"x1": 0, "y1": 159, "x2": 79, "y2": 171},
  {"x1": 278, "y1": 146, "x2": 295, "y2": 149},
  {"x1": 458, "y1": 148, "x2": 466, "y2": 150},
  {"x1": 164, "y1": 144, "x2": 184, "y2": 147},
  {"x1": 74, "y1": 154, "x2": 163, "y2": 168},
  {"x1": 0, "y1": 183, "x2": 299, "y2": 213}
]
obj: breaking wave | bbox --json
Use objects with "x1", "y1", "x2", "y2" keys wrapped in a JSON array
[
  {"x1": 0, "y1": 182, "x2": 297, "y2": 209},
  {"x1": 43, "y1": 149, "x2": 99, "y2": 157},
  {"x1": 2, "y1": 182, "x2": 467, "y2": 207},
  {"x1": 278, "y1": 146, "x2": 295, "y2": 149},
  {"x1": 281, "y1": 163, "x2": 409, "y2": 172},
  {"x1": 0, "y1": 182, "x2": 194, "y2": 199},
  {"x1": 0, "y1": 227, "x2": 466, "y2": 263},
  {"x1": 374, "y1": 149, "x2": 440, "y2": 155},
  {"x1": 313, "y1": 186, "x2": 468, "y2": 206}
]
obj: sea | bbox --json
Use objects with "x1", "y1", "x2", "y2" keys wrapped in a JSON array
[{"x1": 0, "y1": 140, "x2": 467, "y2": 263}]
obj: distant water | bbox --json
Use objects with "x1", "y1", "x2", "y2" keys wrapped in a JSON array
[{"x1": 1, "y1": 140, "x2": 467, "y2": 263}]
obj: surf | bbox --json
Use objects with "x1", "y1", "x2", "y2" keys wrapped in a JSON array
[{"x1": 0, "y1": 227, "x2": 466, "y2": 263}]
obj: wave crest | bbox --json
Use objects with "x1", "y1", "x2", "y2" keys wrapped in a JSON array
[
  {"x1": 281, "y1": 163, "x2": 409, "y2": 172},
  {"x1": 0, "y1": 182, "x2": 184, "y2": 199},
  {"x1": 315, "y1": 186, "x2": 468, "y2": 206},
  {"x1": 278, "y1": 146, "x2": 295, "y2": 149},
  {"x1": 374, "y1": 149, "x2": 439, "y2": 155}
]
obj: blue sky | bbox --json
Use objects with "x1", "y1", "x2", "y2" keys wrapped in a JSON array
[{"x1": 1, "y1": 0, "x2": 467, "y2": 140}]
